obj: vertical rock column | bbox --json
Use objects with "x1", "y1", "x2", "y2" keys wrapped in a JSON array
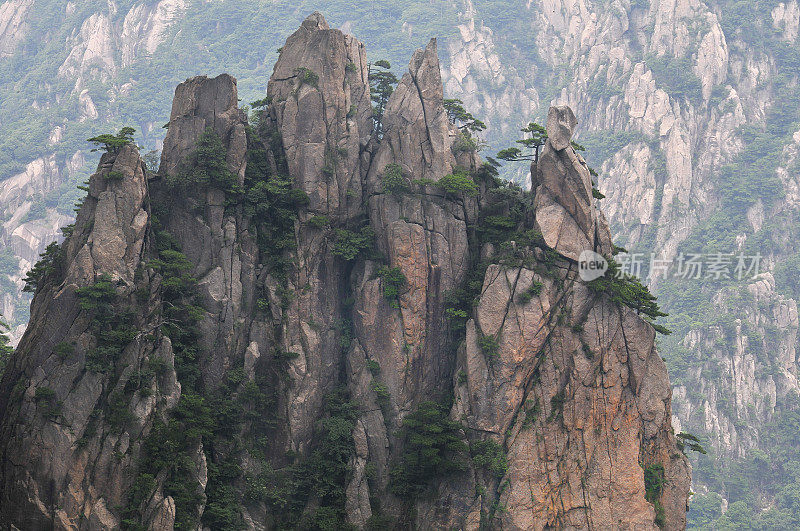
[
  {"x1": 533, "y1": 105, "x2": 612, "y2": 261},
  {"x1": 0, "y1": 144, "x2": 165, "y2": 529},
  {"x1": 343, "y1": 38, "x2": 475, "y2": 524},
  {"x1": 156, "y1": 73, "x2": 253, "y2": 388},
  {"x1": 265, "y1": 12, "x2": 373, "y2": 451}
]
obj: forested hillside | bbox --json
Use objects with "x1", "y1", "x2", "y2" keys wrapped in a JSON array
[{"x1": 2, "y1": 0, "x2": 800, "y2": 527}]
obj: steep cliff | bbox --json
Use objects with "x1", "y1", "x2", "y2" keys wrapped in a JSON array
[
  {"x1": 0, "y1": 13, "x2": 689, "y2": 530},
  {"x1": 441, "y1": 2, "x2": 800, "y2": 522}
]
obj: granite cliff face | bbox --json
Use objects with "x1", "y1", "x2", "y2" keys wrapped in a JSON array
[
  {"x1": 442, "y1": 3, "x2": 800, "y2": 514},
  {"x1": 0, "y1": 13, "x2": 689, "y2": 530}
]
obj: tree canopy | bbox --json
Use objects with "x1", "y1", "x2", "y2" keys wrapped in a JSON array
[
  {"x1": 497, "y1": 122, "x2": 548, "y2": 163},
  {"x1": 443, "y1": 98, "x2": 486, "y2": 134},
  {"x1": 87, "y1": 127, "x2": 136, "y2": 154}
]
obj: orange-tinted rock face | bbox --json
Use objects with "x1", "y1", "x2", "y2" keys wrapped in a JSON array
[{"x1": 443, "y1": 265, "x2": 690, "y2": 529}]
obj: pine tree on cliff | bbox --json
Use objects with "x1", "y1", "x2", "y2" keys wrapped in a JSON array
[
  {"x1": 443, "y1": 98, "x2": 486, "y2": 134},
  {"x1": 368, "y1": 59, "x2": 398, "y2": 137},
  {"x1": 497, "y1": 121, "x2": 548, "y2": 164},
  {"x1": 87, "y1": 127, "x2": 136, "y2": 154}
]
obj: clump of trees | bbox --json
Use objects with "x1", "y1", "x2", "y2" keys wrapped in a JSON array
[
  {"x1": 22, "y1": 242, "x2": 65, "y2": 293},
  {"x1": 377, "y1": 266, "x2": 407, "y2": 308},
  {"x1": 390, "y1": 400, "x2": 468, "y2": 499},
  {"x1": 587, "y1": 258, "x2": 670, "y2": 334},
  {"x1": 435, "y1": 170, "x2": 480, "y2": 196},
  {"x1": 443, "y1": 98, "x2": 486, "y2": 154},
  {"x1": 168, "y1": 128, "x2": 237, "y2": 192},
  {"x1": 381, "y1": 163, "x2": 409, "y2": 194},
  {"x1": 443, "y1": 98, "x2": 486, "y2": 135}
]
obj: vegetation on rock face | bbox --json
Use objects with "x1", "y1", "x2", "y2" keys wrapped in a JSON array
[
  {"x1": 444, "y1": 161, "x2": 539, "y2": 334},
  {"x1": 76, "y1": 273, "x2": 138, "y2": 374},
  {"x1": 377, "y1": 265, "x2": 407, "y2": 308},
  {"x1": 87, "y1": 127, "x2": 136, "y2": 154},
  {"x1": 369, "y1": 59, "x2": 399, "y2": 137},
  {"x1": 167, "y1": 128, "x2": 238, "y2": 193},
  {"x1": 443, "y1": 98, "x2": 486, "y2": 135},
  {"x1": 122, "y1": 223, "x2": 209, "y2": 529},
  {"x1": 389, "y1": 400, "x2": 468, "y2": 500},
  {"x1": 243, "y1": 386, "x2": 358, "y2": 529},
  {"x1": 470, "y1": 438, "x2": 508, "y2": 479},
  {"x1": 381, "y1": 162, "x2": 409, "y2": 194},
  {"x1": 676, "y1": 432, "x2": 707, "y2": 456},
  {"x1": 587, "y1": 258, "x2": 670, "y2": 334},
  {"x1": 434, "y1": 169, "x2": 479, "y2": 196},
  {"x1": 34, "y1": 386, "x2": 61, "y2": 420},
  {"x1": 22, "y1": 241, "x2": 65, "y2": 293},
  {"x1": 644, "y1": 463, "x2": 666, "y2": 528},
  {"x1": 444, "y1": 98, "x2": 486, "y2": 154},
  {"x1": 331, "y1": 226, "x2": 376, "y2": 261},
  {"x1": 294, "y1": 67, "x2": 319, "y2": 88},
  {"x1": 517, "y1": 279, "x2": 543, "y2": 304},
  {"x1": 477, "y1": 333, "x2": 500, "y2": 361}
]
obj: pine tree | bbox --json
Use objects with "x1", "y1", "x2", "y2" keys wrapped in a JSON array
[
  {"x1": 497, "y1": 122, "x2": 548, "y2": 163},
  {"x1": 87, "y1": 127, "x2": 136, "y2": 154},
  {"x1": 368, "y1": 60, "x2": 398, "y2": 137}
]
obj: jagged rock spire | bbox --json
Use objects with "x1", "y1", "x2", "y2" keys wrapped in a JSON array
[
  {"x1": 0, "y1": 144, "x2": 169, "y2": 529},
  {"x1": 367, "y1": 38, "x2": 457, "y2": 189},
  {"x1": 159, "y1": 73, "x2": 247, "y2": 182},
  {"x1": 267, "y1": 11, "x2": 371, "y2": 219},
  {"x1": 532, "y1": 105, "x2": 612, "y2": 261}
]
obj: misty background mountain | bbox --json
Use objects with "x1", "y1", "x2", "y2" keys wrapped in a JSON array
[{"x1": 2, "y1": 0, "x2": 800, "y2": 527}]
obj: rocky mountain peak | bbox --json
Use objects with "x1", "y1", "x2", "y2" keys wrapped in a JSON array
[
  {"x1": 368, "y1": 37, "x2": 459, "y2": 187},
  {"x1": 160, "y1": 73, "x2": 247, "y2": 182},
  {"x1": 546, "y1": 104, "x2": 578, "y2": 151},
  {"x1": 0, "y1": 142, "x2": 163, "y2": 528},
  {"x1": 267, "y1": 10, "x2": 371, "y2": 219},
  {"x1": 0, "y1": 13, "x2": 689, "y2": 531},
  {"x1": 300, "y1": 11, "x2": 329, "y2": 31}
]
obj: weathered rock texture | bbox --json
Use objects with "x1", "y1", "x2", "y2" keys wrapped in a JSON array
[
  {"x1": 0, "y1": 13, "x2": 689, "y2": 530},
  {"x1": 533, "y1": 106, "x2": 612, "y2": 261},
  {"x1": 0, "y1": 144, "x2": 159, "y2": 529}
]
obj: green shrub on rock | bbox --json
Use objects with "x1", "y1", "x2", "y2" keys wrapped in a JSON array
[
  {"x1": 377, "y1": 265, "x2": 406, "y2": 307},
  {"x1": 381, "y1": 163, "x2": 409, "y2": 194},
  {"x1": 390, "y1": 400, "x2": 468, "y2": 499},
  {"x1": 436, "y1": 170, "x2": 479, "y2": 196},
  {"x1": 331, "y1": 227, "x2": 375, "y2": 261}
]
